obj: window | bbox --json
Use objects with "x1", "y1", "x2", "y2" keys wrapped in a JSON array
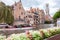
[
  {"x1": 19, "y1": 16, "x2": 21, "y2": 20},
  {"x1": 34, "y1": 15, "x2": 38, "y2": 18},
  {"x1": 21, "y1": 12, "x2": 23, "y2": 15},
  {"x1": 28, "y1": 15, "x2": 32, "y2": 18},
  {"x1": 26, "y1": 16, "x2": 27, "y2": 18},
  {"x1": 34, "y1": 12, "x2": 38, "y2": 15},
  {"x1": 19, "y1": 6, "x2": 21, "y2": 9}
]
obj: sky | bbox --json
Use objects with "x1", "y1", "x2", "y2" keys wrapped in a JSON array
[{"x1": 0, "y1": 0, "x2": 60, "y2": 17}]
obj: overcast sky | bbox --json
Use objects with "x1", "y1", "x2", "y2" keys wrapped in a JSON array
[{"x1": 1, "y1": 0, "x2": 60, "y2": 16}]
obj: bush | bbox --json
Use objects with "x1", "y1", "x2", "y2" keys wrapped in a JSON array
[
  {"x1": 5, "y1": 27, "x2": 60, "y2": 40},
  {"x1": 0, "y1": 35, "x2": 6, "y2": 40},
  {"x1": 31, "y1": 31, "x2": 43, "y2": 40}
]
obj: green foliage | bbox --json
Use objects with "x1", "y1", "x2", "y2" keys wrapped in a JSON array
[
  {"x1": 4, "y1": 6, "x2": 14, "y2": 25},
  {"x1": 4, "y1": 27, "x2": 60, "y2": 40},
  {"x1": 53, "y1": 10, "x2": 60, "y2": 20},
  {"x1": 0, "y1": 35, "x2": 6, "y2": 40},
  {"x1": 32, "y1": 31, "x2": 43, "y2": 40},
  {"x1": 44, "y1": 21, "x2": 52, "y2": 24},
  {"x1": 43, "y1": 31, "x2": 51, "y2": 38},
  {"x1": 0, "y1": 2, "x2": 14, "y2": 25},
  {"x1": 8, "y1": 34, "x2": 30, "y2": 40}
]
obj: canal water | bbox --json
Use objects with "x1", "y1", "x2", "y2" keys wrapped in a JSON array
[{"x1": 0, "y1": 24, "x2": 55, "y2": 37}]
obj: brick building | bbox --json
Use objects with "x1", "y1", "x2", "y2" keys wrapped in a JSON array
[
  {"x1": 25, "y1": 7, "x2": 45, "y2": 25},
  {"x1": 12, "y1": 0, "x2": 26, "y2": 25},
  {"x1": 12, "y1": 0, "x2": 45, "y2": 25}
]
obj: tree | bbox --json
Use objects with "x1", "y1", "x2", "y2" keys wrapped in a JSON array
[
  {"x1": 4, "y1": 6, "x2": 14, "y2": 25},
  {"x1": 0, "y1": 2, "x2": 5, "y2": 23},
  {"x1": 53, "y1": 10, "x2": 60, "y2": 21},
  {"x1": 53, "y1": 10, "x2": 60, "y2": 26},
  {"x1": 0, "y1": 2, "x2": 14, "y2": 25}
]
